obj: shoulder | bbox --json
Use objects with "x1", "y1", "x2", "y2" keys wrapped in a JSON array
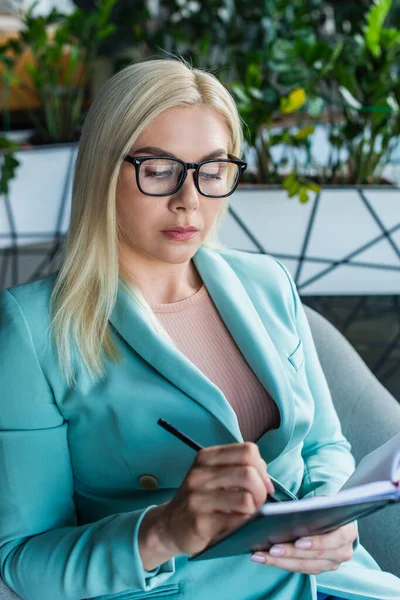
[
  {"x1": 215, "y1": 247, "x2": 297, "y2": 307},
  {"x1": 0, "y1": 275, "x2": 62, "y2": 427},
  {"x1": 0, "y1": 272, "x2": 58, "y2": 349},
  {"x1": 198, "y1": 247, "x2": 299, "y2": 328},
  {"x1": 217, "y1": 247, "x2": 292, "y2": 282},
  {"x1": 1, "y1": 272, "x2": 57, "y2": 312}
]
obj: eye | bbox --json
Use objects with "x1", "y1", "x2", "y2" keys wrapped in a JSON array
[
  {"x1": 144, "y1": 167, "x2": 174, "y2": 179},
  {"x1": 200, "y1": 163, "x2": 227, "y2": 180}
]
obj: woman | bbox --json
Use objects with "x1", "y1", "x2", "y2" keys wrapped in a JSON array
[{"x1": 0, "y1": 58, "x2": 398, "y2": 600}]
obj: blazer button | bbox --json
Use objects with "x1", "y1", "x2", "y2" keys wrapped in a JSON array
[{"x1": 138, "y1": 474, "x2": 159, "y2": 490}]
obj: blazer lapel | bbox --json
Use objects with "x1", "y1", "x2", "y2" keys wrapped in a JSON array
[
  {"x1": 109, "y1": 246, "x2": 295, "y2": 462},
  {"x1": 193, "y1": 246, "x2": 295, "y2": 461},
  {"x1": 109, "y1": 277, "x2": 243, "y2": 443}
]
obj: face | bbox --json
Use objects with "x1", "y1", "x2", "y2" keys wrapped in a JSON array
[{"x1": 116, "y1": 105, "x2": 231, "y2": 270}]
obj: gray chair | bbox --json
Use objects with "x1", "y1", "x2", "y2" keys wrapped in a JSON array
[
  {"x1": 304, "y1": 305, "x2": 400, "y2": 577},
  {"x1": 0, "y1": 306, "x2": 399, "y2": 599}
]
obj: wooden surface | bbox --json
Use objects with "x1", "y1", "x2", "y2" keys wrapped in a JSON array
[
  {"x1": 0, "y1": 30, "x2": 40, "y2": 110},
  {"x1": 0, "y1": 28, "x2": 86, "y2": 113}
]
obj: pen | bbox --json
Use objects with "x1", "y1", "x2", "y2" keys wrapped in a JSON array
[{"x1": 157, "y1": 418, "x2": 279, "y2": 502}]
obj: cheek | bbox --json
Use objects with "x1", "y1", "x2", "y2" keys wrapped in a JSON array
[
  {"x1": 117, "y1": 201, "x2": 154, "y2": 233},
  {"x1": 204, "y1": 199, "x2": 226, "y2": 224},
  {"x1": 116, "y1": 177, "x2": 152, "y2": 227},
  {"x1": 117, "y1": 194, "x2": 166, "y2": 244},
  {"x1": 116, "y1": 170, "x2": 143, "y2": 216}
]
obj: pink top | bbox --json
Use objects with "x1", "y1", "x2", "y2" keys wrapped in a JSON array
[{"x1": 150, "y1": 284, "x2": 280, "y2": 442}]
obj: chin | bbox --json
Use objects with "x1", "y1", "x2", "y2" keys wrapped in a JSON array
[{"x1": 157, "y1": 243, "x2": 201, "y2": 264}]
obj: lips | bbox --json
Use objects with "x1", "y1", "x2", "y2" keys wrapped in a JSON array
[{"x1": 162, "y1": 226, "x2": 199, "y2": 233}]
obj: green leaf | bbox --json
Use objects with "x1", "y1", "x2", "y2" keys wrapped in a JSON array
[
  {"x1": 364, "y1": 0, "x2": 392, "y2": 58},
  {"x1": 231, "y1": 84, "x2": 250, "y2": 104},
  {"x1": 199, "y1": 34, "x2": 211, "y2": 56},
  {"x1": 380, "y1": 28, "x2": 400, "y2": 49},
  {"x1": 248, "y1": 87, "x2": 264, "y2": 101},
  {"x1": 299, "y1": 187, "x2": 309, "y2": 203},
  {"x1": 283, "y1": 173, "x2": 296, "y2": 189},
  {"x1": 0, "y1": 138, "x2": 18, "y2": 152},
  {"x1": 307, "y1": 182, "x2": 321, "y2": 194},
  {"x1": 294, "y1": 125, "x2": 315, "y2": 141},
  {"x1": 245, "y1": 63, "x2": 263, "y2": 89},
  {"x1": 0, "y1": 151, "x2": 20, "y2": 196},
  {"x1": 280, "y1": 88, "x2": 306, "y2": 114},
  {"x1": 338, "y1": 86, "x2": 362, "y2": 110},
  {"x1": 96, "y1": 0, "x2": 118, "y2": 27},
  {"x1": 283, "y1": 173, "x2": 300, "y2": 197},
  {"x1": 320, "y1": 42, "x2": 344, "y2": 77},
  {"x1": 97, "y1": 23, "x2": 116, "y2": 40}
]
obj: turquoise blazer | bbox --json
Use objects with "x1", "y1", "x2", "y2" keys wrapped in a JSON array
[{"x1": 0, "y1": 246, "x2": 399, "y2": 600}]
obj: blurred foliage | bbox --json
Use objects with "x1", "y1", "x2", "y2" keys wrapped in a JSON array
[
  {"x1": 327, "y1": 0, "x2": 400, "y2": 184},
  {"x1": 0, "y1": 0, "x2": 118, "y2": 144},
  {"x1": 327, "y1": 0, "x2": 400, "y2": 33},
  {"x1": 0, "y1": 0, "x2": 118, "y2": 196},
  {"x1": 136, "y1": 0, "x2": 400, "y2": 199},
  {"x1": 73, "y1": 0, "x2": 151, "y2": 54},
  {"x1": 1, "y1": 0, "x2": 399, "y2": 202}
]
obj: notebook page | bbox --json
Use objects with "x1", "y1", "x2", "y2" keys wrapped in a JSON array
[
  {"x1": 260, "y1": 481, "x2": 399, "y2": 515},
  {"x1": 341, "y1": 431, "x2": 400, "y2": 491}
]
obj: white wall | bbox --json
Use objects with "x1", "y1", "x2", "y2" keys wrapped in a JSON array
[{"x1": 22, "y1": 0, "x2": 75, "y2": 14}]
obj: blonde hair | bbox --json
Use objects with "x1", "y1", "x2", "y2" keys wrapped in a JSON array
[{"x1": 50, "y1": 57, "x2": 244, "y2": 386}]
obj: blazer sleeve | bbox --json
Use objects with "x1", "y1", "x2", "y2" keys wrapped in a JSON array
[
  {"x1": 0, "y1": 290, "x2": 175, "y2": 600},
  {"x1": 275, "y1": 262, "x2": 357, "y2": 500}
]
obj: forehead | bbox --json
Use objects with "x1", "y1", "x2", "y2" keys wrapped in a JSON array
[{"x1": 130, "y1": 105, "x2": 230, "y2": 161}]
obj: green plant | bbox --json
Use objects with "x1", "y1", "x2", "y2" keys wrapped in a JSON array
[
  {"x1": 325, "y1": 0, "x2": 400, "y2": 184},
  {"x1": 229, "y1": 34, "x2": 343, "y2": 201},
  {"x1": 143, "y1": 0, "x2": 399, "y2": 199},
  {"x1": 0, "y1": 0, "x2": 118, "y2": 197},
  {"x1": 145, "y1": 0, "x2": 333, "y2": 201},
  {"x1": 0, "y1": 137, "x2": 20, "y2": 196},
  {"x1": 229, "y1": 0, "x2": 400, "y2": 194},
  {"x1": 0, "y1": 0, "x2": 118, "y2": 144}
]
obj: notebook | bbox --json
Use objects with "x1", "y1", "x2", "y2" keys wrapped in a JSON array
[{"x1": 189, "y1": 431, "x2": 400, "y2": 561}]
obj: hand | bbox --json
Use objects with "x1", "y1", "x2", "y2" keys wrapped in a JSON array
[
  {"x1": 153, "y1": 442, "x2": 275, "y2": 557},
  {"x1": 250, "y1": 522, "x2": 357, "y2": 575}
]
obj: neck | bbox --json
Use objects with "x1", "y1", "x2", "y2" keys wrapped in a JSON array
[{"x1": 119, "y1": 250, "x2": 203, "y2": 305}]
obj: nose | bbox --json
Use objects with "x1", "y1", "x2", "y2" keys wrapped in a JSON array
[{"x1": 169, "y1": 170, "x2": 199, "y2": 211}]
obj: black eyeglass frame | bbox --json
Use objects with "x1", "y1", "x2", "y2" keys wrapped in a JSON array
[{"x1": 123, "y1": 153, "x2": 247, "y2": 198}]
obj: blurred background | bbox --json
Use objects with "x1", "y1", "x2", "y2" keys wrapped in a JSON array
[{"x1": 0, "y1": 0, "x2": 399, "y2": 399}]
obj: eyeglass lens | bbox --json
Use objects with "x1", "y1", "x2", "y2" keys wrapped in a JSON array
[{"x1": 138, "y1": 158, "x2": 240, "y2": 196}]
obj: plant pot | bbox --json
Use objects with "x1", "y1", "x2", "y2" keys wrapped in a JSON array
[
  {"x1": 0, "y1": 142, "x2": 77, "y2": 288},
  {"x1": 0, "y1": 142, "x2": 77, "y2": 248},
  {"x1": 220, "y1": 184, "x2": 400, "y2": 295}
]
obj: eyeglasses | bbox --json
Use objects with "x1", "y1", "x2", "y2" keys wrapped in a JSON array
[{"x1": 123, "y1": 154, "x2": 247, "y2": 198}]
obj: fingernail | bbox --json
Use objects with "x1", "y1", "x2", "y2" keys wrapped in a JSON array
[
  {"x1": 269, "y1": 545, "x2": 285, "y2": 556},
  {"x1": 251, "y1": 553, "x2": 266, "y2": 563},
  {"x1": 295, "y1": 539, "x2": 312, "y2": 549}
]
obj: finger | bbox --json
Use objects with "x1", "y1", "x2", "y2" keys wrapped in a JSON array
[
  {"x1": 260, "y1": 458, "x2": 276, "y2": 495},
  {"x1": 191, "y1": 465, "x2": 268, "y2": 510},
  {"x1": 189, "y1": 506, "x2": 252, "y2": 543},
  {"x1": 266, "y1": 542, "x2": 353, "y2": 563},
  {"x1": 295, "y1": 522, "x2": 358, "y2": 551},
  {"x1": 195, "y1": 442, "x2": 273, "y2": 490},
  {"x1": 212, "y1": 512, "x2": 252, "y2": 537},
  {"x1": 251, "y1": 553, "x2": 340, "y2": 575},
  {"x1": 190, "y1": 488, "x2": 260, "y2": 516}
]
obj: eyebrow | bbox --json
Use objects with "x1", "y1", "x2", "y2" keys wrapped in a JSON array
[{"x1": 130, "y1": 146, "x2": 228, "y2": 161}]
